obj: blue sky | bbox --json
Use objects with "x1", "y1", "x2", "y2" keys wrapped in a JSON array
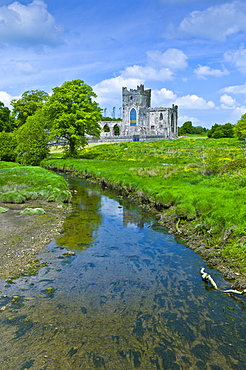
[{"x1": 1, "y1": 0, "x2": 246, "y2": 128}]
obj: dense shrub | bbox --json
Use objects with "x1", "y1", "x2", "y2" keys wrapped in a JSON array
[
  {"x1": 207, "y1": 123, "x2": 234, "y2": 138},
  {"x1": 0, "y1": 132, "x2": 17, "y2": 161},
  {"x1": 15, "y1": 110, "x2": 49, "y2": 166}
]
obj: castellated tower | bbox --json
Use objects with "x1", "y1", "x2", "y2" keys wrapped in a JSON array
[
  {"x1": 121, "y1": 85, "x2": 151, "y2": 136},
  {"x1": 97, "y1": 84, "x2": 178, "y2": 141}
]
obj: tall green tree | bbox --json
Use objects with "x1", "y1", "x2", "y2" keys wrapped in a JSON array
[
  {"x1": 178, "y1": 121, "x2": 194, "y2": 135},
  {"x1": 15, "y1": 109, "x2": 49, "y2": 166},
  {"x1": 11, "y1": 89, "x2": 49, "y2": 127},
  {"x1": 235, "y1": 113, "x2": 246, "y2": 139},
  {"x1": 45, "y1": 79, "x2": 102, "y2": 156}
]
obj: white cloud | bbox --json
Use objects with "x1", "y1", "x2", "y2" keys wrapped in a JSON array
[
  {"x1": 93, "y1": 48, "x2": 185, "y2": 107},
  {"x1": 220, "y1": 83, "x2": 246, "y2": 94},
  {"x1": 178, "y1": 115, "x2": 201, "y2": 126},
  {"x1": 174, "y1": 95, "x2": 215, "y2": 109},
  {"x1": 231, "y1": 106, "x2": 246, "y2": 121},
  {"x1": 195, "y1": 65, "x2": 229, "y2": 79},
  {"x1": 152, "y1": 88, "x2": 177, "y2": 106},
  {"x1": 0, "y1": 0, "x2": 63, "y2": 47},
  {"x1": 0, "y1": 91, "x2": 16, "y2": 107},
  {"x1": 147, "y1": 49, "x2": 188, "y2": 71},
  {"x1": 176, "y1": 1, "x2": 246, "y2": 41},
  {"x1": 93, "y1": 76, "x2": 143, "y2": 107},
  {"x1": 220, "y1": 94, "x2": 237, "y2": 109},
  {"x1": 224, "y1": 46, "x2": 246, "y2": 74},
  {"x1": 122, "y1": 65, "x2": 173, "y2": 82}
]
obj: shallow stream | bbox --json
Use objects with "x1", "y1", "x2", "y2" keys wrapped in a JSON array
[{"x1": 0, "y1": 176, "x2": 245, "y2": 369}]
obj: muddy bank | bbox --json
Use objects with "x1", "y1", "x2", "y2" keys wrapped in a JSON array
[{"x1": 0, "y1": 200, "x2": 71, "y2": 281}]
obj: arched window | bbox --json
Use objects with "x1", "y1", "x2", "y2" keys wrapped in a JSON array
[
  {"x1": 171, "y1": 113, "x2": 175, "y2": 133},
  {"x1": 130, "y1": 108, "x2": 137, "y2": 126},
  {"x1": 113, "y1": 124, "x2": 120, "y2": 136},
  {"x1": 160, "y1": 113, "x2": 163, "y2": 120},
  {"x1": 103, "y1": 124, "x2": 110, "y2": 132}
]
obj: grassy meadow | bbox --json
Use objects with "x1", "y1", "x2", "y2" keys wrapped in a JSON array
[
  {"x1": 43, "y1": 137, "x2": 246, "y2": 277},
  {"x1": 0, "y1": 162, "x2": 71, "y2": 204}
]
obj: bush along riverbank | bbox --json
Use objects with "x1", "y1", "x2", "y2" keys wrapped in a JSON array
[{"x1": 42, "y1": 137, "x2": 246, "y2": 289}]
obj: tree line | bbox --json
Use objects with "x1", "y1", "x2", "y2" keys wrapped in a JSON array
[
  {"x1": 0, "y1": 80, "x2": 102, "y2": 165},
  {"x1": 178, "y1": 118, "x2": 246, "y2": 139}
]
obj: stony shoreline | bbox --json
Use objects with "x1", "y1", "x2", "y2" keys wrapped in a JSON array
[{"x1": 0, "y1": 200, "x2": 71, "y2": 281}]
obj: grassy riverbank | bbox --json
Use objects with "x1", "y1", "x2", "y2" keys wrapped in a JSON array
[
  {"x1": 43, "y1": 137, "x2": 246, "y2": 286},
  {"x1": 0, "y1": 162, "x2": 71, "y2": 203}
]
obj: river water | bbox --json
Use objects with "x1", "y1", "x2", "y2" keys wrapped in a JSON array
[{"x1": 0, "y1": 176, "x2": 245, "y2": 370}]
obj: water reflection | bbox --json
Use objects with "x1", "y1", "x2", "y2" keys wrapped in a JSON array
[
  {"x1": 0, "y1": 177, "x2": 245, "y2": 369},
  {"x1": 56, "y1": 177, "x2": 102, "y2": 250}
]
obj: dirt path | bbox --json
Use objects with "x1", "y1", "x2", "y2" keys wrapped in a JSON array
[{"x1": 0, "y1": 201, "x2": 71, "y2": 281}]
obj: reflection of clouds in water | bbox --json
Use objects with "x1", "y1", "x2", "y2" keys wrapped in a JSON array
[
  {"x1": 101, "y1": 196, "x2": 145, "y2": 228},
  {"x1": 101, "y1": 196, "x2": 123, "y2": 218}
]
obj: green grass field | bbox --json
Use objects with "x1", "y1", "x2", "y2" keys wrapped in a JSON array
[{"x1": 43, "y1": 137, "x2": 246, "y2": 275}]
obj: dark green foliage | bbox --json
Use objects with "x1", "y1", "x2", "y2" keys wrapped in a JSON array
[
  {"x1": 100, "y1": 116, "x2": 122, "y2": 121},
  {"x1": 179, "y1": 121, "x2": 194, "y2": 135},
  {"x1": 0, "y1": 102, "x2": 13, "y2": 132},
  {"x1": 178, "y1": 121, "x2": 207, "y2": 135},
  {"x1": 207, "y1": 123, "x2": 234, "y2": 138},
  {"x1": 0, "y1": 132, "x2": 17, "y2": 161},
  {"x1": 15, "y1": 110, "x2": 49, "y2": 166},
  {"x1": 11, "y1": 89, "x2": 49, "y2": 127}
]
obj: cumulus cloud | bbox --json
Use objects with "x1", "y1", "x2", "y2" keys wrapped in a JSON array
[
  {"x1": 93, "y1": 48, "x2": 188, "y2": 107},
  {"x1": 93, "y1": 76, "x2": 143, "y2": 106},
  {"x1": 195, "y1": 65, "x2": 229, "y2": 79},
  {"x1": 178, "y1": 115, "x2": 201, "y2": 126},
  {"x1": 0, "y1": 91, "x2": 15, "y2": 107},
  {"x1": 174, "y1": 95, "x2": 215, "y2": 109},
  {"x1": 220, "y1": 94, "x2": 237, "y2": 109},
  {"x1": 224, "y1": 46, "x2": 246, "y2": 74},
  {"x1": 0, "y1": 0, "x2": 63, "y2": 47},
  {"x1": 220, "y1": 83, "x2": 246, "y2": 94},
  {"x1": 231, "y1": 106, "x2": 246, "y2": 120},
  {"x1": 152, "y1": 88, "x2": 177, "y2": 107},
  {"x1": 173, "y1": 1, "x2": 246, "y2": 41},
  {"x1": 147, "y1": 49, "x2": 188, "y2": 71}
]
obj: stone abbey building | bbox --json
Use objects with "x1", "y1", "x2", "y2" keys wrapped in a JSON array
[{"x1": 97, "y1": 85, "x2": 178, "y2": 142}]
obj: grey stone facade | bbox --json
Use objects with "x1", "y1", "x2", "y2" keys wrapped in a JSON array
[{"x1": 96, "y1": 85, "x2": 178, "y2": 142}]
